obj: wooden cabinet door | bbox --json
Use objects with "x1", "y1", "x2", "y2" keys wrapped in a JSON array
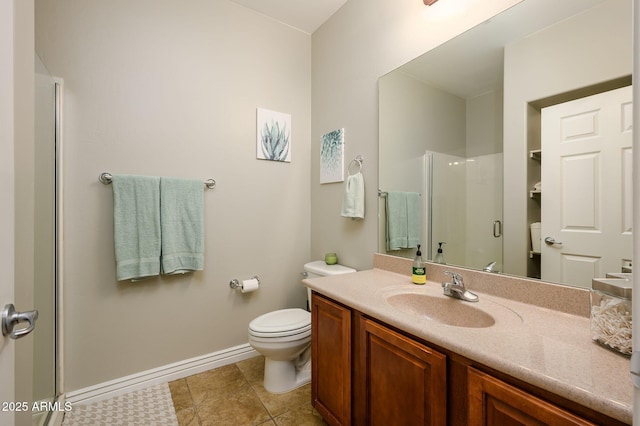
[
  {"x1": 356, "y1": 316, "x2": 447, "y2": 426},
  {"x1": 467, "y1": 367, "x2": 598, "y2": 426},
  {"x1": 312, "y1": 293, "x2": 352, "y2": 426}
]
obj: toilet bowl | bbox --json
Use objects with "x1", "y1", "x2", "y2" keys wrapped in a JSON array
[
  {"x1": 248, "y1": 261, "x2": 356, "y2": 394},
  {"x1": 248, "y1": 308, "x2": 311, "y2": 393}
]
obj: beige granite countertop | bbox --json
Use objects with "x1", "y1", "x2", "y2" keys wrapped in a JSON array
[{"x1": 303, "y1": 267, "x2": 632, "y2": 424}]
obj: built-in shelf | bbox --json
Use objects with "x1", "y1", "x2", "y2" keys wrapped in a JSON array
[{"x1": 528, "y1": 149, "x2": 542, "y2": 275}]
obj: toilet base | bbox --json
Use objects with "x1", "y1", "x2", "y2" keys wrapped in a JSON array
[{"x1": 263, "y1": 357, "x2": 311, "y2": 394}]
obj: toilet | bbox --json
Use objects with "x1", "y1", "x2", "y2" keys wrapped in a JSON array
[{"x1": 248, "y1": 260, "x2": 356, "y2": 393}]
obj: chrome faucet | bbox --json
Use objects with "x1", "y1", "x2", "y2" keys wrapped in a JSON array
[
  {"x1": 483, "y1": 261, "x2": 498, "y2": 273},
  {"x1": 442, "y1": 271, "x2": 479, "y2": 302}
]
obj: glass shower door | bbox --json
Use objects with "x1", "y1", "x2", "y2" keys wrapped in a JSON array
[{"x1": 33, "y1": 53, "x2": 60, "y2": 426}]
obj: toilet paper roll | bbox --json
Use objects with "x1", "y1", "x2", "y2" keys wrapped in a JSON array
[{"x1": 241, "y1": 278, "x2": 260, "y2": 293}]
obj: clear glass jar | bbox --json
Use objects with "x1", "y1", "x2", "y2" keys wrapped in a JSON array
[{"x1": 590, "y1": 278, "x2": 632, "y2": 356}]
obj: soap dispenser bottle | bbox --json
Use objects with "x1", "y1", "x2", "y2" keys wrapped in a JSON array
[
  {"x1": 434, "y1": 242, "x2": 446, "y2": 264},
  {"x1": 412, "y1": 244, "x2": 426, "y2": 285}
]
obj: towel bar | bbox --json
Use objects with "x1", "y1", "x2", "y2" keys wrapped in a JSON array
[
  {"x1": 378, "y1": 189, "x2": 422, "y2": 197},
  {"x1": 99, "y1": 172, "x2": 216, "y2": 189}
]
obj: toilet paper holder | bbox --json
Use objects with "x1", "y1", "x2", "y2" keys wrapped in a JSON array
[{"x1": 230, "y1": 276, "x2": 261, "y2": 290}]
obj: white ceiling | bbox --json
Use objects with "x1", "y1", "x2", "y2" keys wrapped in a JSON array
[{"x1": 228, "y1": 0, "x2": 348, "y2": 34}]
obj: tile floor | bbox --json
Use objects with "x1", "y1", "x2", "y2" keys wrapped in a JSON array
[{"x1": 169, "y1": 356, "x2": 327, "y2": 426}]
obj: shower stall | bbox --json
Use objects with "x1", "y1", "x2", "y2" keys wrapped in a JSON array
[{"x1": 425, "y1": 150, "x2": 503, "y2": 270}]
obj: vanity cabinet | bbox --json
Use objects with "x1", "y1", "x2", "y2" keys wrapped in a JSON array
[
  {"x1": 468, "y1": 368, "x2": 597, "y2": 426},
  {"x1": 311, "y1": 292, "x2": 627, "y2": 426},
  {"x1": 312, "y1": 292, "x2": 446, "y2": 426}
]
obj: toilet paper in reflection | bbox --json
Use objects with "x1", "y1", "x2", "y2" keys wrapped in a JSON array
[{"x1": 241, "y1": 278, "x2": 260, "y2": 293}]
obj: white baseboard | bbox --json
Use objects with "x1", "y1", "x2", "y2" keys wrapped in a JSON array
[{"x1": 65, "y1": 343, "x2": 259, "y2": 406}]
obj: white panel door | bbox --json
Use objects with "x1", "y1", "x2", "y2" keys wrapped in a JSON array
[{"x1": 541, "y1": 85, "x2": 632, "y2": 288}]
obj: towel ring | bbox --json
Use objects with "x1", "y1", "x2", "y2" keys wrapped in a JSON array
[{"x1": 347, "y1": 155, "x2": 363, "y2": 175}]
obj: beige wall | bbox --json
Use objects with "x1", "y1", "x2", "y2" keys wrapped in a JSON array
[
  {"x1": 310, "y1": 0, "x2": 521, "y2": 271},
  {"x1": 22, "y1": 0, "x2": 638, "y2": 407},
  {"x1": 311, "y1": 0, "x2": 631, "y2": 276},
  {"x1": 36, "y1": 0, "x2": 311, "y2": 391},
  {"x1": 466, "y1": 90, "x2": 503, "y2": 158},
  {"x1": 37, "y1": 0, "x2": 618, "y2": 395},
  {"x1": 379, "y1": 71, "x2": 466, "y2": 193}
]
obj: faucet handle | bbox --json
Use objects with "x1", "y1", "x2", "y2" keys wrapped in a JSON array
[{"x1": 444, "y1": 270, "x2": 463, "y2": 285}]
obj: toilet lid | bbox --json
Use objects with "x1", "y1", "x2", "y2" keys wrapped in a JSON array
[{"x1": 249, "y1": 308, "x2": 311, "y2": 338}]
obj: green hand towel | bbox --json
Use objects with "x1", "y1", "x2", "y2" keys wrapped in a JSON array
[
  {"x1": 160, "y1": 177, "x2": 204, "y2": 275},
  {"x1": 386, "y1": 191, "x2": 420, "y2": 251},
  {"x1": 112, "y1": 175, "x2": 161, "y2": 281}
]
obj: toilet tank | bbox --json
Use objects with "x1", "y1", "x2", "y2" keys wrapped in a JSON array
[
  {"x1": 302, "y1": 261, "x2": 356, "y2": 310},
  {"x1": 303, "y1": 260, "x2": 356, "y2": 279}
]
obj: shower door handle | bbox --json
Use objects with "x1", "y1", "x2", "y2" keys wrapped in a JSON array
[
  {"x1": 2, "y1": 304, "x2": 39, "y2": 340},
  {"x1": 493, "y1": 220, "x2": 502, "y2": 238}
]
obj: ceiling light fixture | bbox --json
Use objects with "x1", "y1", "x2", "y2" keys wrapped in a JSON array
[{"x1": 423, "y1": 0, "x2": 439, "y2": 5}]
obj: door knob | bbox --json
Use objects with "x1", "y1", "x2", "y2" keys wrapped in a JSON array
[
  {"x1": 544, "y1": 237, "x2": 563, "y2": 246},
  {"x1": 1, "y1": 304, "x2": 38, "y2": 340}
]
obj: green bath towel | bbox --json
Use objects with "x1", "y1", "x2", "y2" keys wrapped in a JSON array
[
  {"x1": 160, "y1": 177, "x2": 204, "y2": 275},
  {"x1": 112, "y1": 175, "x2": 161, "y2": 281}
]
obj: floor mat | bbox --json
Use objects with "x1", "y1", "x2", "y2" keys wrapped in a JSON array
[{"x1": 62, "y1": 383, "x2": 178, "y2": 426}]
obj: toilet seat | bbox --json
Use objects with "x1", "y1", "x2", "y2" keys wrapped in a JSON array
[{"x1": 249, "y1": 308, "x2": 311, "y2": 338}]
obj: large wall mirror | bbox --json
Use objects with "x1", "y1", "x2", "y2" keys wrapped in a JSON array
[{"x1": 378, "y1": 0, "x2": 632, "y2": 289}]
